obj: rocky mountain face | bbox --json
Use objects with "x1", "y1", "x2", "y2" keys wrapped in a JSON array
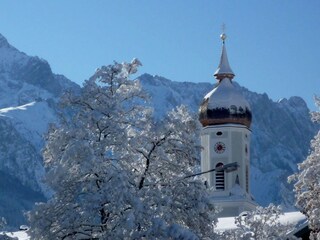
[
  {"x1": 0, "y1": 34, "x2": 318, "y2": 227},
  {"x1": 0, "y1": 34, "x2": 79, "y2": 227}
]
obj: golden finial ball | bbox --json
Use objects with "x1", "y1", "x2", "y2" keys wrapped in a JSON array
[{"x1": 220, "y1": 33, "x2": 227, "y2": 41}]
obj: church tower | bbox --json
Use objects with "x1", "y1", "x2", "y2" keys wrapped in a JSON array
[{"x1": 199, "y1": 33, "x2": 257, "y2": 217}]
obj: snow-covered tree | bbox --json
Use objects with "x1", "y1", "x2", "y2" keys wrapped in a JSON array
[
  {"x1": 219, "y1": 204, "x2": 298, "y2": 240},
  {"x1": 289, "y1": 96, "x2": 320, "y2": 239},
  {"x1": 27, "y1": 59, "x2": 217, "y2": 239}
]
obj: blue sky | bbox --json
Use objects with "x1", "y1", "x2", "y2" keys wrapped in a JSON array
[{"x1": 0, "y1": 1, "x2": 319, "y2": 110}]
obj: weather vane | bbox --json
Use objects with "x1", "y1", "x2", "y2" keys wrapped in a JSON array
[
  {"x1": 222, "y1": 23, "x2": 226, "y2": 34},
  {"x1": 220, "y1": 23, "x2": 227, "y2": 43}
]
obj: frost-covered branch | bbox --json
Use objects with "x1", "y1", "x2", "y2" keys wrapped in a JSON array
[
  {"x1": 289, "y1": 95, "x2": 320, "y2": 238},
  {"x1": 219, "y1": 205, "x2": 298, "y2": 240},
  {"x1": 28, "y1": 60, "x2": 217, "y2": 239}
]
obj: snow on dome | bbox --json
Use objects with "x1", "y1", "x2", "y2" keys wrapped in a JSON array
[
  {"x1": 206, "y1": 78, "x2": 250, "y2": 110},
  {"x1": 199, "y1": 78, "x2": 252, "y2": 128}
]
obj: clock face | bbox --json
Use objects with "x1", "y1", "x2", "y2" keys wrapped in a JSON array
[{"x1": 214, "y1": 142, "x2": 226, "y2": 154}]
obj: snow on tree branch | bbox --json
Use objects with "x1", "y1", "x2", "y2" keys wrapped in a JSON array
[
  {"x1": 289, "y1": 95, "x2": 320, "y2": 239},
  {"x1": 27, "y1": 60, "x2": 218, "y2": 239}
]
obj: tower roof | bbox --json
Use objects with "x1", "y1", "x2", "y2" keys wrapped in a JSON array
[
  {"x1": 199, "y1": 33, "x2": 252, "y2": 128},
  {"x1": 214, "y1": 33, "x2": 235, "y2": 81}
]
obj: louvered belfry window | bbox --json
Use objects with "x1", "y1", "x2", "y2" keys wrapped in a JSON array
[{"x1": 215, "y1": 162, "x2": 225, "y2": 190}]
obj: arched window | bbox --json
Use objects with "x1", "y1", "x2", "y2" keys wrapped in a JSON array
[{"x1": 215, "y1": 163, "x2": 225, "y2": 190}]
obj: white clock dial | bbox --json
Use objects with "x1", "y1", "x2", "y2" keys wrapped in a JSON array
[{"x1": 214, "y1": 142, "x2": 226, "y2": 154}]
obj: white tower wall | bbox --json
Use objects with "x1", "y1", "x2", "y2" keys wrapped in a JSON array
[
  {"x1": 201, "y1": 124, "x2": 256, "y2": 216},
  {"x1": 201, "y1": 124, "x2": 250, "y2": 192}
]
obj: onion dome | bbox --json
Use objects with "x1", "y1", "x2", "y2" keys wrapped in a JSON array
[{"x1": 199, "y1": 33, "x2": 252, "y2": 128}]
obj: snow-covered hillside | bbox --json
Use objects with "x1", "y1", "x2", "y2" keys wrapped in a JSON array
[{"x1": 0, "y1": 33, "x2": 318, "y2": 228}]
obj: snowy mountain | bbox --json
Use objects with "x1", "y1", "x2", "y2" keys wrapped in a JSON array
[
  {"x1": 0, "y1": 33, "x2": 79, "y2": 227},
  {"x1": 0, "y1": 33, "x2": 318, "y2": 227}
]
